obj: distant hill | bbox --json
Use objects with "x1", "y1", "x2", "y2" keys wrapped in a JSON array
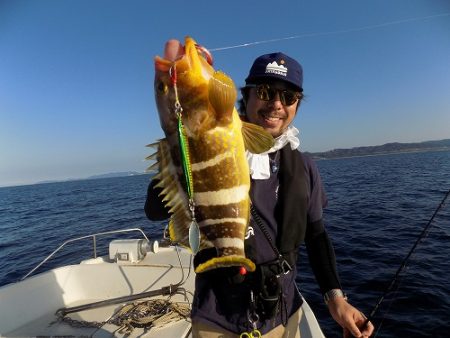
[
  {"x1": 307, "y1": 139, "x2": 450, "y2": 160},
  {"x1": 26, "y1": 139, "x2": 449, "y2": 186},
  {"x1": 87, "y1": 171, "x2": 143, "y2": 179},
  {"x1": 34, "y1": 171, "x2": 145, "y2": 186}
]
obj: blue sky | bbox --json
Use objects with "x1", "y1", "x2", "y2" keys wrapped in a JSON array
[{"x1": 1, "y1": 0, "x2": 449, "y2": 187}]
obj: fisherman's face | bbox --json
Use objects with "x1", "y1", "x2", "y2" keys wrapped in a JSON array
[{"x1": 245, "y1": 80, "x2": 300, "y2": 138}]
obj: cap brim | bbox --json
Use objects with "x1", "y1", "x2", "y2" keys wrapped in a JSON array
[{"x1": 245, "y1": 75, "x2": 303, "y2": 92}]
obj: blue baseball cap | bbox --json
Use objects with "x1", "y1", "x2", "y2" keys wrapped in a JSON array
[{"x1": 245, "y1": 52, "x2": 303, "y2": 92}]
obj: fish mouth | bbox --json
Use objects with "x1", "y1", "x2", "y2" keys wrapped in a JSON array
[{"x1": 154, "y1": 37, "x2": 212, "y2": 78}]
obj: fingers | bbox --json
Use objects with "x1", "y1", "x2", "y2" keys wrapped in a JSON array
[
  {"x1": 343, "y1": 313, "x2": 374, "y2": 338},
  {"x1": 164, "y1": 39, "x2": 183, "y2": 61},
  {"x1": 347, "y1": 319, "x2": 363, "y2": 338},
  {"x1": 358, "y1": 313, "x2": 374, "y2": 337},
  {"x1": 328, "y1": 299, "x2": 374, "y2": 337},
  {"x1": 360, "y1": 319, "x2": 375, "y2": 337}
]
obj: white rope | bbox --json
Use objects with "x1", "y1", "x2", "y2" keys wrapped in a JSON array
[{"x1": 113, "y1": 299, "x2": 191, "y2": 334}]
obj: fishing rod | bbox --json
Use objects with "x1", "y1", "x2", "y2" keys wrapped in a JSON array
[{"x1": 364, "y1": 188, "x2": 450, "y2": 332}]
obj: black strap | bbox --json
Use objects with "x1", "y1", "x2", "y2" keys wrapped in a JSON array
[
  {"x1": 250, "y1": 204, "x2": 292, "y2": 274},
  {"x1": 250, "y1": 204, "x2": 279, "y2": 256}
]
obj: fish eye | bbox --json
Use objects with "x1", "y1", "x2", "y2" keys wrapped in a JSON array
[{"x1": 157, "y1": 81, "x2": 168, "y2": 94}]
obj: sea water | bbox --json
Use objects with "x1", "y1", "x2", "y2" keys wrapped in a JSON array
[{"x1": 1, "y1": 150, "x2": 449, "y2": 337}]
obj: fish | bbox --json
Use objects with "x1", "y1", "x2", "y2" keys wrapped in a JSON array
[{"x1": 148, "y1": 36, "x2": 274, "y2": 273}]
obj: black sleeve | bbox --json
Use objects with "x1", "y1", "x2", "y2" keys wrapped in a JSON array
[
  {"x1": 144, "y1": 179, "x2": 170, "y2": 221},
  {"x1": 304, "y1": 219, "x2": 343, "y2": 294}
]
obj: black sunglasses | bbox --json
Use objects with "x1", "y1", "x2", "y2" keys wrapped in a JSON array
[{"x1": 246, "y1": 84, "x2": 301, "y2": 106}]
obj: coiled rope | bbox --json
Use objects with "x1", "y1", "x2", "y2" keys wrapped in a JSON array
[{"x1": 110, "y1": 299, "x2": 191, "y2": 334}]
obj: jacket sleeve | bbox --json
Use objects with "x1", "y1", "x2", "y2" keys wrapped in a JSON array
[
  {"x1": 144, "y1": 179, "x2": 170, "y2": 221},
  {"x1": 304, "y1": 220, "x2": 343, "y2": 294}
]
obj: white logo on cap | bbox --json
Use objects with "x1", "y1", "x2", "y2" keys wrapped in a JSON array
[{"x1": 265, "y1": 61, "x2": 287, "y2": 77}]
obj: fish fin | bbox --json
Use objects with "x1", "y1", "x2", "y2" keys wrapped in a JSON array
[
  {"x1": 145, "y1": 162, "x2": 158, "y2": 173},
  {"x1": 144, "y1": 141, "x2": 161, "y2": 172},
  {"x1": 156, "y1": 140, "x2": 190, "y2": 247},
  {"x1": 145, "y1": 152, "x2": 158, "y2": 161},
  {"x1": 168, "y1": 219, "x2": 189, "y2": 249},
  {"x1": 145, "y1": 141, "x2": 160, "y2": 148},
  {"x1": 195, "y1": 256, "x2": 256, "y2": 273},
  {"x1": 208, "y1": 71, "x2": 237, "y2": 123},
  {"x1": 241, "y1": 121, "x2": 275, "y2": 154}
]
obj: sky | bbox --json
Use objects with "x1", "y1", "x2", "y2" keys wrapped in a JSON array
[{"x1": 1, "y1": 0, "x2": 449, "y2": 187}]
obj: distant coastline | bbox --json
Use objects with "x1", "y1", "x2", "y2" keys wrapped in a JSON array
[
  {"x1": 306, "y1": 139, "x2": 450, "y2": 160},
  {"x1": 2, "y1": 139, "x2": 449, "y2": 188},
  {"x1": 39, "y1": 139, "x2": 450, "y2": 182},
  {"x1": 34, "y1": 171, "x2": 145, "y2": 186}
]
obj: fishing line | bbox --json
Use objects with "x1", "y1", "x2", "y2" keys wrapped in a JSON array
[
  {"x1": 209, "y1": 13, "x2": 450, "y2": 52},
  {"x1": 365, "y1": 188, "x2": 450, "y2": 335}
]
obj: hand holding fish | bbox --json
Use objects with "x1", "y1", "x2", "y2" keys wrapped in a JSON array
[{"x1": 162, "y1": 39, "x2": 183, "y2": 61}]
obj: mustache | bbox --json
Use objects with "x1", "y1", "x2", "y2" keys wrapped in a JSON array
[{"x1": 258, "y1": 108, "x2": 287, "y2": 119}]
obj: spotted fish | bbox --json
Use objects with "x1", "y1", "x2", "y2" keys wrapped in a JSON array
[{"x1": 148, "y1": 37, "x2": 274, "y2": 273}]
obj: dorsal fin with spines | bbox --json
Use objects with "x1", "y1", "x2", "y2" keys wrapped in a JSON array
[{"x1": 149, "y1": 139, "x2": 211, "y2": 251}]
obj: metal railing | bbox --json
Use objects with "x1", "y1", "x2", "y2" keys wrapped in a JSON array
[{"x1": 21, "y1": 228, "x2": 149, "y2": 281}]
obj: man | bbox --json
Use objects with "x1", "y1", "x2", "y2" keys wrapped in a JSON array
[{"x1": 145, "y1": 40, "x2": 374, "y2": 338}]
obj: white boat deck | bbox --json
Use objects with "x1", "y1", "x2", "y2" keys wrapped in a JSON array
[
  {"x1": 0, "y1": 246, "x2": 194, "y2": 337},
  {"x1": 0, "y1": 237, "x2": 325, "y2": 337}
]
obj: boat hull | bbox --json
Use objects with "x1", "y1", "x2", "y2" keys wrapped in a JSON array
[{"x1": 0, "y1": 243, "x2": 324, "y2": 337}]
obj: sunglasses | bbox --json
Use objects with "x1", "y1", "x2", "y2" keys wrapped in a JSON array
[{"x1": 246, "y1": 84, "x2": 301, "y2": 106}]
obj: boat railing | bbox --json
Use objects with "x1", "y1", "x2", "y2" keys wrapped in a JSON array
[{"x1": 21, "y1": 228, "x2": 149, "y2": 281}]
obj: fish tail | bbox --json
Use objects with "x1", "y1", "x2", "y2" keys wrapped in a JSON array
[
  {"x1": 195, "y1": 256, "x2": 255, "y2": 273},
  {"x1": 195, "y1": 216, "x2": 255, "y2": 273}
]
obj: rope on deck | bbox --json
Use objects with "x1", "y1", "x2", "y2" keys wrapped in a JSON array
[
  {"x1": 57, "y1": 298, "x2": 191, "y2": 334},
  {"x1": 110, "y1": 298, "x2": 191, "y2": 334}
]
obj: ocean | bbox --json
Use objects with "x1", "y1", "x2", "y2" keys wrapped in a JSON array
[{"x1": 1, "y1": 150, "x2": 449, "y2": 337}]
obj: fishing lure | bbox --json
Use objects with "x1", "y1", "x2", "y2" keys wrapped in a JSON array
[{"x1": 170, "y1": 64, "x2": 200, "y2": 254}]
